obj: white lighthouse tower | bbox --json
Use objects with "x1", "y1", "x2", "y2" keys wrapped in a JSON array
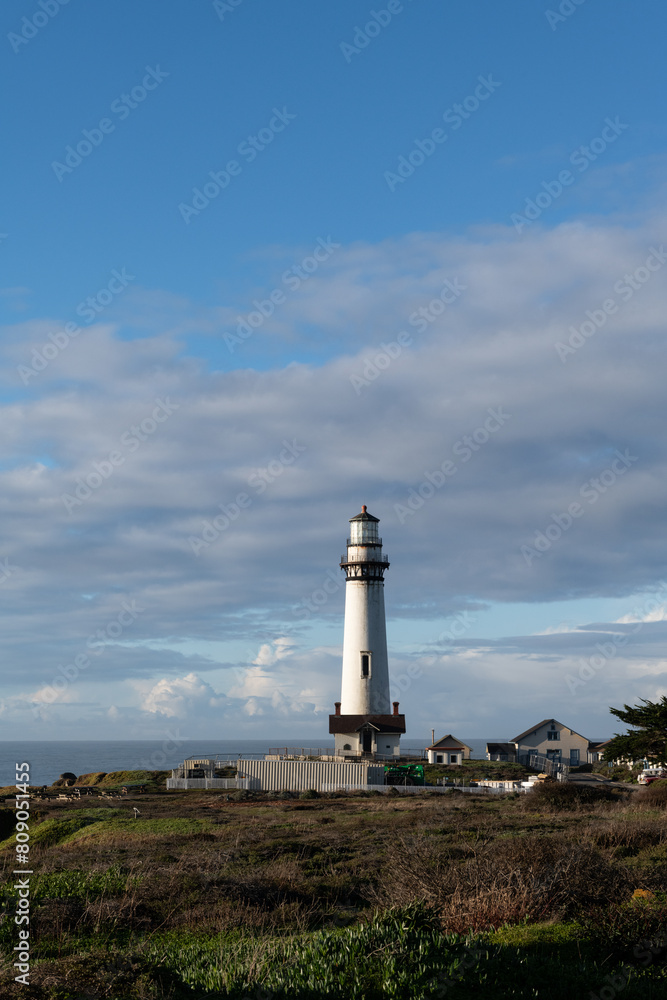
[{"x1": 329, "y1": 506, "x2": 405, "y2": 758}]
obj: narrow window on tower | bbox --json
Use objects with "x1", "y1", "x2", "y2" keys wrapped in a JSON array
[{"x1": 361, "y1": 652, "x2": 370, "y2": 677}]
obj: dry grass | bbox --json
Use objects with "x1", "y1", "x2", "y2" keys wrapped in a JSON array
[
  {"x1": 367, "y1": 831, "x2": 642, "y2": 931},
  {"x1": 2, "y1": 785, "x2": 667, "y2": 947}
]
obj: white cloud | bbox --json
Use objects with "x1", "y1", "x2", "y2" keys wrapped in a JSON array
[
  {"x1": 2, "y1": 212, "x2": 667, "y2": 736},
  {"x1": 231, "y1": 642, "x2": 338, "y2": 715},
  {"x1": 141, "y1": 672, "x2": 226, "y2": 718},
  {"x1": 32, "y1": 685, "x2": 79, "y2": 706},
  {"x1": 534, "y1": 622, "x2": 580, "y2": 635},
  {"x1": 617, "y1": 605, "x2": 667, "y2": 624},
  {"x1": 252, "y1": 636, "x2": 298, "y2": 666}
]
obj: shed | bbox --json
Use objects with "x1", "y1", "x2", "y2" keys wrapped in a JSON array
[
  {"x1": 425, "y1": 734, "x2": 472, "y2": 765},
  {"x1": 486, "y1": 742, "x2": 516, "y2": 762}
]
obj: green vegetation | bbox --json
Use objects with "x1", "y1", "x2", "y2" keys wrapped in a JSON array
[
  {"x1": 1, "y1": 780, "x2": 666, "y2": 998},
  {"x1": 71, "y1": 769, "x2": 168, "y2": 790},
  {"x1": 1, "y1": 866, "x2": 137, "y2": 907},
  {"x1": 604, "y1": 695, "x2": 667, "y2": 764},
  {"x1": 0, "y1": 771, "x2": 169, "y2": 801},
  {"x1": 0, "y1": 813, "x2": 108, "y2": 850},
  {"x1": 593, "y1": 759, "x2": 642, "y2": 782},
  {"x1": 422, "y1": 758, "x2": 530, "y2": 786}
]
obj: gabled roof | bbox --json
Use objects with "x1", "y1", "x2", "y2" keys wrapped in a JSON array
[
  {"x1": 512, "y1": 718, "x2": 589, "y2": 744},
  {"x1": 426, "y1": 734, "x2": 472, "y2": 751}
]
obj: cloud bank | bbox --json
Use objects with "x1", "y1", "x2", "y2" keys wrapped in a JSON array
[{"x1": 3, "y1": 207, "x2": 667, "y2": 739}]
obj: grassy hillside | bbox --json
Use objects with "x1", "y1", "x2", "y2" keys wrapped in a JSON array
[
  {"x1": 422, "y1": 758, "x2": 530, "y2": 785},
  {"x1": 0, "y1": 782, "x2": 666, "y2": 998}
]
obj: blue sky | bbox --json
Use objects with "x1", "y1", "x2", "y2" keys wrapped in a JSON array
[
  {"x1": 3, "y1": 0, "x2": 664, "y2": 334},
  {"x1": 2, "y1": 0, "x2": 667, "y2": 742}
]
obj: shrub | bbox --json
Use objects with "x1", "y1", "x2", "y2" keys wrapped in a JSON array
[
  {"x1": 579, "y1": 899, "x2": 667, "y2": 965},
  {"x1": 593, "y1": 761, "x2": 639, "y2": 783},
  {"x1": 369, "y1": 833, "x2": 635, "y2": 931},
  {"x1": 299, "y1": 789, "x2": 319, "y2": 800},
  {"x1": 523, "y1": 781, "x2": 623, "y2": 809},
  {"x1": 637, "y1": 779, "x2": 667, "y2": 808},
  {"x1": 589, "y1": 818, "x2": 667, "y2": 853}
]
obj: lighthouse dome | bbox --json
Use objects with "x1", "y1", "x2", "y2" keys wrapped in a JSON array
[{"x1": 349, "y1": 505, "x2": 380, "y2": 545}]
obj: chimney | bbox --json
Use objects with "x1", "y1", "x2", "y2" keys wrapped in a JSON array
[
  {"x1": 334, "y1": 702, "x2": 341, "y2": 716},
  {"x1": 392, "y1": 701, "x2": 399, "y2": 716}
]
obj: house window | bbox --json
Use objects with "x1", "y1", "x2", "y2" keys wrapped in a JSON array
[
  {"x1": 343, "y1": 744, "x2": 351, "y2": 751},
  {"x1": 361, "y1": 652, "x2": 370, "y2": 677},
  {"x1": 436, "y1": 754, "x2": 444, "y2": 763},
  {"x1": 450, "y1": 755, "x2": 458, "y2": 764},
  {"x1": 547, "y1": 731, "x2": 560, "y2": 741}
]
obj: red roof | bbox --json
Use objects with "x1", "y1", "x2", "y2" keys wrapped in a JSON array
[{"x1": 426, "y1": 734, "x2": 472, "y2": 751}]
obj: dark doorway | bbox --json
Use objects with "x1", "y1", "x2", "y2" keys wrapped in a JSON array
[{"x1": 362, "y1": 730, "x2": 373, "y2": 753}]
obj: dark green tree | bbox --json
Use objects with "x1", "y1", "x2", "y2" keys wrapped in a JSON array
[{"x1": 602, "y1": 696, "x2": 667, "y2": 764}]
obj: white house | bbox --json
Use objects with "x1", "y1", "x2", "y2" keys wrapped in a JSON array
[
  {"x1": 587, "y1": 739, "x2": 612, "y2": 763},
  {"x1": 425, "y1": 734, "x2": 472, "y2": 765},
  {"x1": 588, "y1": 739, "x2": 654, "y2": 768},
  {"x1": 512, "y1": 719, "x2": 589, "y2": 767}
]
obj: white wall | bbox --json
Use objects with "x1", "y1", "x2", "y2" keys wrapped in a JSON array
[
  {"x1": 335, "y1": 732, "x2": 400, "y2": 756},
  {"x1": 516, "y1": 722, "x2": 588, "y2": 763},
  {"x1": 428, "y1": 749, "x2": 467, "y2": 764},
  {"x1": 238, "y1": 759, "x2": 386, "y2": 791},
  {"x1": 340, "y1": 579, "x2": 390, "y2": 714}
]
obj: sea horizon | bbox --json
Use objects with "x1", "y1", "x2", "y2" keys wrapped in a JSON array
[{"x1": 0, "y1": 737, "x2": 512, "y2": 786}]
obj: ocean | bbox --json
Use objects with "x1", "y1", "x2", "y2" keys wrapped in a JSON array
[{"x1": 0, "y1": 738, "x2": 494, "y2": 787}]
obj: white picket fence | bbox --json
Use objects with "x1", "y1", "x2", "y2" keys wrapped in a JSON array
[
  {"x1": 166, "y1": 777, "x2": 237, "y2": 789},
  {"x1": 166, "y1": 777, "x2": 531, "y2": 794},
  {"x1": 320, "y1": 783, "x2": 523, "y2": 795}
]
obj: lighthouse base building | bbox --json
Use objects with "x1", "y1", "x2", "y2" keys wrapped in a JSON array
[
  {"x1": 329, "y1": 701, "x2": 405, "y2": 758},
  {"x1": 328, "y1": 505, "x2": 405, "y2": 759}
]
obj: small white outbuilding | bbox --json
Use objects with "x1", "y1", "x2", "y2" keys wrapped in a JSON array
[{"x1": 426, "y1": 734, "x2": 472, "y2": 765}]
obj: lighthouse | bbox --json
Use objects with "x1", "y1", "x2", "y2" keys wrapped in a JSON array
[{"x1": 329, "y1": 506, "x2": 405, "y2": 758}]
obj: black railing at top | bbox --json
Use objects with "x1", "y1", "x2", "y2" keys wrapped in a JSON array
[{"x1": 341, "y1": 554, "x2": 389, "y2": 564}]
